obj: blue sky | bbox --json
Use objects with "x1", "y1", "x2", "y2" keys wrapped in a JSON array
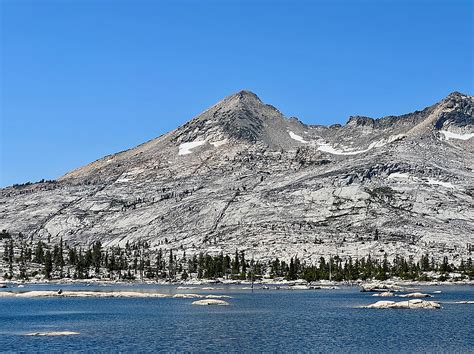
[{"x1": 1, "y1": 0, "x2": 472, "y2": 187}]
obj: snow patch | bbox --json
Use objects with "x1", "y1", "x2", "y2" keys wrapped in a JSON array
[
  {"x1": 288, "y1": 131, "x2": 308, "y2": 144},
  {"x1": 210, "y1": 139, "x2": 228, "y2": 147},
  {"x1": 116, "y1": 178, "x2": 131, "y2": 183},
  {"x1": 439, "y1": 130, "x2": 474, "y2": 141},
  {"x1": 388, "y1": 173, "x2": 454, "y2": 188},
  {"x1": 178, "y1": 140, "x2": 207, "y2": 155},
  {"x1": 317, "y1": 143, "x2": 362, "y2": 155},
  {"x1": 128, "y1": 168, "x2": 144, "y2": 175},
  {"x1": 115, "y1": 168, "x2": 144, "y2": 183},
  {"x1": 317, "y1": 134, "x2": 405, "y2": 155},
  {"x1": 388, "y1": 173, "x2": 410, "y2": 179},
  {"x1": 425, "y1": 178, "x2": 454, "y2": 189}
]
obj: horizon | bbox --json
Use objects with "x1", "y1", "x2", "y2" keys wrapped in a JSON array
[{"x1": 1, "y1": 0, "x2": 473, "y2": 187}]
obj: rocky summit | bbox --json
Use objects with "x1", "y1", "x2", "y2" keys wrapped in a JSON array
[{"x1": 1, "y1": 91, "x2": 473, "y2": 263}]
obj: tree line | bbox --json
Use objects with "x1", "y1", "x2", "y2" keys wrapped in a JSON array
[{"x1": 1, "y1": 230, "x2": 473, "y2": 282}]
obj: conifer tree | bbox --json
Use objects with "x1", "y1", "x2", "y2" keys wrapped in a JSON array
[
  {"x1": 8, "y1": 239, "x2": 14, "y2": 278},
  {"x1": 34, "y1": 241, "x2": 45, "y2": 264},
  {"x1": 44, "y1": 250, "x2": 53, "y2": 279}
]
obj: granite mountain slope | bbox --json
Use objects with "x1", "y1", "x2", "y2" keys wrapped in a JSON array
[{"x1": 1, "y1": 91, "x2": 473, "y2": 263}]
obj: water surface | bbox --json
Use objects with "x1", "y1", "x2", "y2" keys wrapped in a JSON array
[{"x1": 0, "y1": 284, "x2": 472, "y2": 352}]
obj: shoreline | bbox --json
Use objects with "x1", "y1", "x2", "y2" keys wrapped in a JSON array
[{"x1": 1, "y1": 278, "x2": 473, "y2": 288}]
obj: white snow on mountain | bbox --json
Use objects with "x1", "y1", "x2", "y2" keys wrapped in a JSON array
[
  {"x1": 210, "y1": 139, "x2": 228, "y2": 147},
  {"x1": 288, "y1": 131, "x2": 308, "y2": 144},
  {"x1": 178, "y1": 140, "x2": 207, "y2": 155},
  {"x1": 439, "y1": 130, "x2": 474, "y2": 141},
  {"x1": 317, "y1": 134, "x2": 405, "y2": 155}
]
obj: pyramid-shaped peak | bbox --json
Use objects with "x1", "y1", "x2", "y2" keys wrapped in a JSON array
[
  {"x1": 231, "y1": 90, "x2": 261, "y2": 101},
  {"x1": 171, "y1": 89, "x2": 289, "y2": 146},
  {"x1": 219, "y1": 90, "x2": 263, "y2": 108}
]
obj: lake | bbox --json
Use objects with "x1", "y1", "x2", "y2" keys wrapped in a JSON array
[{"x1": 0, "y1": 284, "x2": 473, "y2": 352}]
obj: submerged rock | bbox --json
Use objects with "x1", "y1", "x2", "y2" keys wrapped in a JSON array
[
  {"x1": 173, "y1": 293, "x2": 202, "y2": 299},
  {"x1": 399, "y1": 292, "x2": 433, "y2": 298},
  {"x1": 192, "y1": 299, "x2": 229, "y2": 306},
  {"x1": 289, "y1": 285, "x2": 311, "y2": 290},
  {"x1": 360, "y1": 283, "x2": 402, "y2": 292},
  {"x1": 372, "y1": 292, "x2": 395, "y2": 297},
  {"x1": 0, "y1": 290, "x2": 170, "y2": 298},
  {"x1": 363, "y1": 299, "x2": 441, "y2": 309},
  {"x1": 24, "y1": 331, "x2": 80, "y2": 336},
  {"x1": 205, "y1": 295, "x2": 231, "y2": 299}
]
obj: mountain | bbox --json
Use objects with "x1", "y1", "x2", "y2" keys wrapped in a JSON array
[{"x1": 1, "y1": 91, "x2": 473, "y2": 263}]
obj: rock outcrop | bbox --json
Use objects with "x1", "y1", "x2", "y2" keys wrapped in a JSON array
[
  {"x1": 24, "y1": 331, "x2": 80, "y2": 336},
  {"x1": 399, "y1": 292, "x2": 433, "y2": 298},
  {"x1": 363, "y1": 299, "x2": 441, "y2": 309},
  {"x1": 192, "y1": 299, "x2": 230, "y2": 306}
]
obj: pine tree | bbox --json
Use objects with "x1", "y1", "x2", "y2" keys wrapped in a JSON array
[
  {"x1": 240, "y1": 251, "x2": 247, "y2": 275},
  {"x1": 19, "y1": 246, "x2": 27, "y2": 280},
  {"x1": 44, "y1": 250, "x2": 53, "y2": 279},
  {"x1": 420, "y1": 253, "x2": 430, "y2": 271},
  {"x1": 7, "y1": 239, "x2": 14, "y2": 278},
  {"x1": 3, "y1": 241, "x2": 9, "y2": 262},
  {"x1": 440, "y1": 256, "x2": 451, "y2": 273},
  {"x1": 168, "y1": 249, "x2": 174, "y2": 278},
  {"x1": 288, "y1": 257, "x2": 296, "y2": 280},
  {"x1": 232, "y1": 249, "x2": 240, "y2": 275},
  {"x1": 34, "y1": 241, "x2": 45, "y2": 264},
  {"x1": 92, "y1": 241, "x2": 102, "y2": 276}
]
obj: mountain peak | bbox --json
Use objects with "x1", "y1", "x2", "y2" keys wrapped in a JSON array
[
  {"x1": 346, "y1": 115, "x2": 375, "y2": 127},
  {"x1": 446, "y1": 91, "x2": 468, "y2": 99},
  {"x1": 232, "y1": 90, "x2": 261, "y2": 100},
  {"x1": 171, "y1": 90, "x2": 290, "y2": 146},
  {"x1": 218, "y1": 90, "x2": 263, "y2": 109},
  {"x1": 441, "y1": 91, "x2": 472, "y2": 107}
]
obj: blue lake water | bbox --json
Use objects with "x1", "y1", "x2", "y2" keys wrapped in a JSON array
[{"x1": 0, "y1": 284, "x2": 473, "y2": 352}]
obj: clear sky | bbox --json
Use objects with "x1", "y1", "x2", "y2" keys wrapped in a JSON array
[{"x1": 1, "y1": 0, "x2": 473, "y2": 187}]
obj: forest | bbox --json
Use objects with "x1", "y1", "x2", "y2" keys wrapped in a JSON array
[{"x1": 1, "y1": 230, "x2": 473, "y2": 282}]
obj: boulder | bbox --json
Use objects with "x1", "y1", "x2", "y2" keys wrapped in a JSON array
[
  {"x1": 363, "y1": 299, "x2": 440, "y2": 309},
  {"x1": 24, "y1": 331, "x2": 80, "y2": 336},
  {"x1": 360, "y1": 283, "x2": 401, "y2": 292},
  {"x1": 399, "y1": 292, "x2": 433, "y2": 298},
  {"x1": 372, "y1": 292, "x2": 395, "y2": 297},
  {"x1": 289, "y1": 285, "x2": 310, "y2": 290},
  {"x1": 173, "y1": 293, "x2": 202, "y2": 299},
  {"x1": 205, "y1": 295, "x2": 231, "y2": 299},
  {"x1": 192, "y1": 299, "x2": 229, "y2": 306}
]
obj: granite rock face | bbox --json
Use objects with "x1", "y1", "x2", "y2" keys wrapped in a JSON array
[{"x1": 1, "y1": 91, "x2": 473, "y2": 263}]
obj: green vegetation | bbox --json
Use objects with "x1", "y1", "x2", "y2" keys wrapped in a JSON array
[{"x1": 1, "y1": 230, "x2": 473, "y2": 282}]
